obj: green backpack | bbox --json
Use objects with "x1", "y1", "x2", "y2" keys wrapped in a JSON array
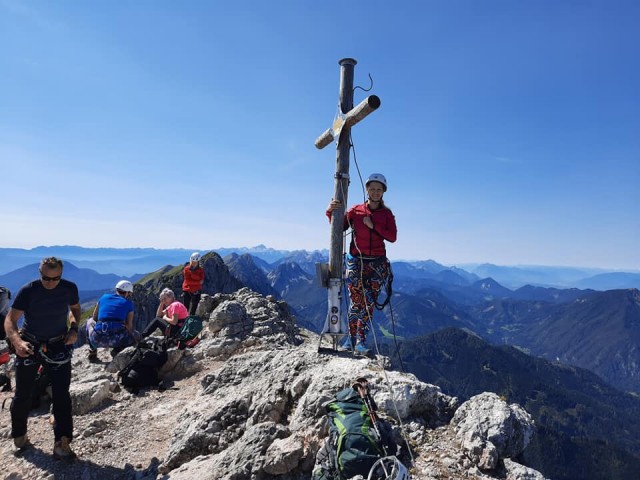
[
  {"x1": 315, "y1": 387, "x2": 385, "y2": 479},
  {"x1": 174, "y1": 315, "x2": 204, "y2": 348}
]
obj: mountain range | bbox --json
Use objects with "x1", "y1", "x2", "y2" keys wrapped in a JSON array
[
  {"x1": 2, "y1": 247, "x2": 640, "y2": 393},
  {"x1": 0, "y1": 261, "x2": 142, "y2": 297},
  {"x1": 210, "y1": 252, "x2": 640, "y2": 398},
  {"x1": 1, "y1": 246, "x2": 638, "y2": 289}
]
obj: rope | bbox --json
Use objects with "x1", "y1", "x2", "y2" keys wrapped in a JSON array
[
  {"x1": 387, "y1": 301, "x2": 406, "y2": 373},
  {"x1": 349, "y1": 131, "x2": 366, "y2": 202}
]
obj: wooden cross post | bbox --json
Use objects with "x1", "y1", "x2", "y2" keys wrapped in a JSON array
[{"x1": 315, "y1": 57, "x2": 381, "y2": 350}]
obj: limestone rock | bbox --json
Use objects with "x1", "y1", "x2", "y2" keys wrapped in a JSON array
[
  {"x1": 263, "y1": 435, "x2": 305, "y2": 474},
  {"x1": 207, "y1": 288, "x2": 302, "y2": 348},
  {"x1": 504, "y1": 458, "x2": 549, "y2": 480},
  {"x1": 452, "y1": 392, "x2": 535, "y2": 470},
  {"x1": 208, "y1": 299, "x2": 253, "y2": 337},
  {"x1": 374, "y1": 370, "x2": 459, "y2": 425},
  {"x1": 164, "y1": 422, "x2": 289, "y2": 479},
  {"x1": 70, "y1": 377, "x2": 112, "y2": 415},
  {"x1": 160, "y1": 348, "x2": 202, "y2": 380},
  {"x1": 160, "y1": 341, "x2": 459, "y2": 477}
]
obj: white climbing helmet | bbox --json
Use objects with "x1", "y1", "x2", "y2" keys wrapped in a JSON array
[
  {"x1": 115, "y1": 280, "x2": 134, "y2": 293},
  {"x1": 366, "y1": 173, "x2": 387, "y2": 192},
  {"x1": 190, "y1": 252, "x2": 201, "y2": 262},
  {"x1": 367, "y1": 456, "x2": 410, "y2": 480}
]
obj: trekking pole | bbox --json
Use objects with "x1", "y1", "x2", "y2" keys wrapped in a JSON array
[
  {"x1": 352, "y1": 381, "x2": 383, "y2": 441},
  {"x1": 356, "y1": 377, "x2": 379, "y2": 412},
  {"x1": 353, "y1": 381, "x2": 398, "y2": 479}
]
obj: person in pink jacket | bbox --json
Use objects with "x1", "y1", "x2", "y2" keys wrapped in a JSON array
[
  {"x1": 326, "y1": 173, "x2": 397, "y2": 355},
  {"x1": 141, "y1": 288, "x2": 189, "y2": 339}
]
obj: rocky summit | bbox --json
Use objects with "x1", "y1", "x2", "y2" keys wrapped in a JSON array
[{"x1": 0, "y1": 288, "x2": 547, "y2": 479}]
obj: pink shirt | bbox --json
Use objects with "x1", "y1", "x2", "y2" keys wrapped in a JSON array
[{"x1": 166, "y1": 301, "x2": 189, "y2": 321}]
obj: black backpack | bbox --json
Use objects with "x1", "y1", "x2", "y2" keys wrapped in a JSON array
[{"x1": 118, "y1": 337, "x2": 168, "y2": 394}]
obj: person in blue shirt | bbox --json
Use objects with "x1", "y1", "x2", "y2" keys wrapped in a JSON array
[{"x1": 86, "y1": 280, "x2": 139, "y2": 361}]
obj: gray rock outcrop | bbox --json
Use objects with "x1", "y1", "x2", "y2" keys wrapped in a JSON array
[
  {"x1": 153, "y1": 289, "x2": 543, "y2": 479},
  {"x1": 452, "y1": 392, "x2": 535, "y2": 470}
]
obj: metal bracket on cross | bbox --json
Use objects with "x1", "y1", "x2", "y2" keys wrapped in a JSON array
[
  {"x1": 314, "y1": 58, "x2": 381, "y2": 353},
  {"x1": 315, "y1": 95, "x2": 381, "y2": 150}
]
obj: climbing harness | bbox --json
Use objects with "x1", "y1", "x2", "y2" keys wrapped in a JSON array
[
  {"x1": 19, "y1": 331, "x2": 73, "y2": 366},
  {"x1": 94, "y1": 320, "x2": 126, "y2": 334}
]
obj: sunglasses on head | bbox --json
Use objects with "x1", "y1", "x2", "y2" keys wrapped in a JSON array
[{"x1": 41, "y1": 274, "x2": 62, "y2": 282}]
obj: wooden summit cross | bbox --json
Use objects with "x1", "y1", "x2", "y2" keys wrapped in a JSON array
[{"x1": 315, "y1": 57, "x2": 381, "y2": 349}]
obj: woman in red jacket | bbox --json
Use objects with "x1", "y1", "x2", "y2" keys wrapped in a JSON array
[
  {"x1": 326, "y1": 173, "x2": 397, "y2": 355},
  {"x1": 182, "y1": 252, "x2": 205, "y2": 315}
]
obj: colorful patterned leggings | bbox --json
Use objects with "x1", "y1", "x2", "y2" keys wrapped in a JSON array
[{"x1": 346, "y1": 255, "x2": 390, "y2": 343}]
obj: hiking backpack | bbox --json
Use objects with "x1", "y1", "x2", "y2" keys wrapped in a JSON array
[
  {"x1": 172, "y1": 315, "x2": 204, "y2": 349},
  {"x1": 313, "y1": 386, "x2": 390, "y2": 480},
  {"x1": 118, "y1": 337, "x2": 168, "y2": 394}
]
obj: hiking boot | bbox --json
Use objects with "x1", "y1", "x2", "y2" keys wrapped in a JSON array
[
  {"x1": 354, "y1": 340, "x2": 370, "y2": 356},
  {"x1": 87, "y1": 349, "x2": 98, "y2": 362},
  {"x1": 14, "y1": 435, "x2": 31, "y2": 451},
  {"x1": 53, "y1": 436, "x2": 76, "y2": 460},
  {"x1": 341, "y1": 335, "x2": 355, "y2": 350}
]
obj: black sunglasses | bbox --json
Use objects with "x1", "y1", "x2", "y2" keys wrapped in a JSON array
[{"x1": 41, "y1": 275, "x2": 62, "y2": 282}]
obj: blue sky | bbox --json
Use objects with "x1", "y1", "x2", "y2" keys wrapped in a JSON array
[{"x1": 1, "y1": 1, "x2": 638, "y2": 269}]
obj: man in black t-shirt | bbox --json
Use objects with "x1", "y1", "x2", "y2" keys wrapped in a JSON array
[{"x1": 4, "y1": 257, "x2": 81, "y2": 458}]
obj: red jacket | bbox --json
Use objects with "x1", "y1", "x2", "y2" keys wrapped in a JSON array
[
  {"x1": 327, "y1": 202, "x2": 397, "y2": 257},
  {"x1": 182, "y1": 265, "x2": 205, "y2": 293}
]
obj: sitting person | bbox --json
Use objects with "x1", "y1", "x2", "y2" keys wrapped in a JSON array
[
  {"x1": 141, "y1": 288, "x2": 189, "y2": 340},
  {"x1": 87, "y1": 280, "x2": 139, "y2": 361}
]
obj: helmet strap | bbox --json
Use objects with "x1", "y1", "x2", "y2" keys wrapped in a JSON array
[{"x1": 367, "y1": 196, "x2": 383, "y2": 207}]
